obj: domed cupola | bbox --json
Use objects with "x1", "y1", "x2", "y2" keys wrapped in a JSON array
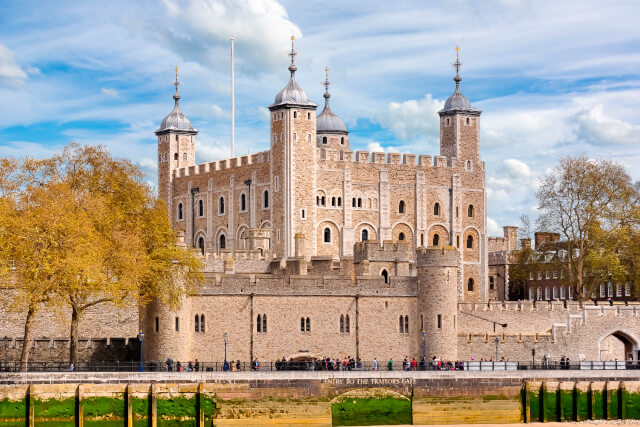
[
  {"x1": 270, "y1": 37, "x2": 316, "y2": 108},
  {"x1": 438, "y1": 48, "x2": 481, "y2": 117},
  {"x1": 155, "y1": 69, "x2": 198, "y2": 135},
  {"x1": 316, "y1": 67, "x2": 348, "y2": 134}
]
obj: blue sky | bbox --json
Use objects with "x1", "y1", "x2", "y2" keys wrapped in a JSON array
[{"x1": 1, "y1": 0, "x2": 640, "y2": 236}]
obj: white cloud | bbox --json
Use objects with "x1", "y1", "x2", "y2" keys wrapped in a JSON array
[
  {"x1": 378, "y1": 94, "x2": 443, "y2": 141},
  {"x1": 160, "y1": 0, "x2": 302, "y2": 74},
  {"x1": 101, "y1": 88, "x2": 119, "y2": 97},
  {"x1": 487, "y1": 217, "x2": 501, "y2": 236},
  {"x1": 138, "y1": 157, "x2": 157, "y2": 171},
  {"x1": 572, "y1": 104, "x2": 640, "y2": 146},
  {"x1": 503, "y1": 158, "x2": 532, "y2": 178},
  {"x1": 0, "y1": 44, "x2": 28, "y2": 87},
  {"x1": 365, "y1": 142, "x2": 399, "y2": 154}
]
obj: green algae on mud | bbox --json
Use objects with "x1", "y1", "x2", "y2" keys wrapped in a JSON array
[{"x1": 332, "y1": 397, "x2": 411, "y2": 426}]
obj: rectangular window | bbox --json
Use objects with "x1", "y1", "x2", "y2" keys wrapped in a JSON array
[
  {"x1": 437, "y1": 314, "x2": 442, "y2": 329},
  {"x1": 600, "y1": 284, "x2": 605, "y2": 298},
  {"x1": 537, "y1": 271, "x2": 542, "y2": 280},
  {"x1": 274, "y1": 176, "x2": 279, "y2": 192},
  {"x1": 155, "y1": 317, "x2": 159, "y2": 332},
  {"x1": 276, "y1": 229, "x2": 281, "y2": 243},
  {"x1": 529, "y1": 272, "x2": 534, "y2": 280},
  {"x1": 175, "y1": 317, "x2": 179, "y2": 332},
  {"x1": 545, "y1": 271, "x2": 550, "y2": 279},
  {"x1": 616, "y1": 284, "x2": 622, "y2": 297},
  {"x1": 625, "y1": 284, "x2": 631, "y2": 297},
  {"x1": 553, "y1": 270, "x2": 558, "y2": 279},
  {"x1": 489, "y1": 276, "x2": 495, "y2": 290}
]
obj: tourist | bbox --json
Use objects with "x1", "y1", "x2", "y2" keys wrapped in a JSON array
[
  {"x1": 420, "y1": 357, "x2": 426, "y2": 371},
  {"x1": 194, "y1": 359, "x2": 199, "y2": 372},
  {"x1": 187, "y1": 361, "x2": 193, "y2": 372},
  {"x1": 403, "y1": 357, "x2": 408, "y2": 371},
  {"x1": 166, "y1": 357, "x2": 174, "y2": 372},
  {"x1": 411, "y1": 358, "x2": 417, "y2": 371},
  {"x1": 372, "y1": 358, "x2": 378, "y2": 371},
  {"x1": 236, "y1": 360, "x2": 241, "y2": 371},
  {"x1": 388, "y1": 358, "x2": 393, "y2": 371},
  {"x1": 356, "y1": 358, "x2": 362, "y2": 369},
  {"x1": 176, "y1": 361, "x2": 182, "y2": 372}
]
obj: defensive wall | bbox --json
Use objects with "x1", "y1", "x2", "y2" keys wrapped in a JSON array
[{"x1": 3, "y1": 371, "x2": 640, "y2": 425}]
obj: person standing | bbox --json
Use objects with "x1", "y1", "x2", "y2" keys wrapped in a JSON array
[
  {"x1": 388, "y1": 358, "x2": 393, "y2": 371},
  {"x1": 372, "y1": 358, "x2": 378, "y2": 371}
]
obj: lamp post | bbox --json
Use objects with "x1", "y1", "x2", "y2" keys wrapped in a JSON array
[
  {"x1": 422, "y1": 330, "x2": 426, "y2": 361},
  {"x1": 223, "y1": 332, "x2": 228, "y2": 372},
  {"x1": 138, "y1": 331, "x2": 144, "y2": 372},
  {"x1": 3, "y1": 336, "x2": 7, "y2": 372},
  {"x1": 495, "y1": 337, "x2": 499, "y2": 361}
]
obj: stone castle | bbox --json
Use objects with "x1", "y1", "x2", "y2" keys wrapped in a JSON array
[{"x1": 2, "y1": 42, "x2": 640, "y2": 365}]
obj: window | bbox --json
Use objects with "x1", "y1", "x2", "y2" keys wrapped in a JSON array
[
  {"x1": 357, "y1": 198, "x2": 362, "y2": 208},
  {"x1": 367, "y1": 198, "x2": 372, "y2": 209},
  {"x1": 404, "y1": 315, "x2": 409, "y2": 333},
  {"x1": 433, "y1": 234, "x2": 440, "y2": 247},
  {"x1": 240, "y1": 193, "x2": 247, "y2": 211},
  {"x1": 437, "y1": 314, "x2": 442, "y2": 329},
  {"x1": 340, "y1": 137, "x2": 345, "y2": 145},
  {"x1": 323, "y1": 136, "x2": 327, "y2": 145},
  {"x1": 198, "y1": 199, "x2": 204, "y2": 217},
  {"x1": 560, "y1": 286, "x2": 566, "y2": 299},
  {"x1": 155, "y1": 317, "x2": 159, "y2": 332},
  {"x1": 398, "y1": 232, "x2": 405, "y2": 241},
  {"x1": 399, "y1": 200, "x2": 405, "y2": 214},
  {"x1": 174, "y1": 153, "x2": 178, "y2": 160},
  {"x1": 200, "y1": 315, "x2": 205, "y2": 333},
  {"x1": 337, "y1": 197, "x2": 342, "y2": 207},
  {"x1": 537, "y1": 271, "x2": 542, "y2": 280},
  {"x1": 345, "y1": 315, "x2": 350, "y2": 333},
  {"x1": 553, "y1": 270, "x2": 558, "y2": 279},
  {"x1": 537, "y1": 287, "x2": 542, "y2": 300},
  {"x1": 306, "y1": 317, "x2": 310, "y2": 332},
  {"x1": 307, "y1": 112, "x2": 311, "y2": 120},
  {"x1": 352, "y1": 198, "x2": 356, "y2": 207},
  {"x1": 421, "y1": 234, "x2": 424, "y2": 246},
  {"x1": 300, "y1": 317, "x2": 305, "y2": 332},
  {"x1": 446, "y1": 118, "x2": 450, "y2": 126},
  {"x1": 530, "y1": 271, "x2": 534, "y2": 280},
  {"x1": 323, "y1": 228, "x2": 331, "y2": 243},
  {"x1": 301, "y1": 209, "x2": 306, "y2": 219},
  {"x1": 274, "y1": 176, "x2": 279, "y2": 191},
  {"x1": 553, "y1": 286, "x2": 558, "y2": 299},
  {"x1": 467, "y1": 278, "x2": 474, "y2": 292},
  {"x1": 307, "y1": 134, "x2": 311, "y2": 142},
  {"x1": 399, "y1": 316, "x2": 404, "y2": 334},
  {"x1": 195, "y1": 315, "x2": 199, "y2": 332},
  {"x1": 263, "y1": 190, "x2": 269, "y2": 208},
  {"x1": 382, "y1": 269, "x2": 389, "y2": 284},
  {"x1": 321, "y1": 196, "x2": 326, "y2": 206},
  {"x1": 183, "y1": 153, "x2": 187, "y2": 161},
  {"x1": 434, "y1": 203, "x2": 440, "y2": 216},
  {"x1": 178, "y1": 203, "x2": 183, "y2": 220},
  {"x1": 362, "y1": 229, "x2": 369, "y2": 241},
  {"x1": 456, "y1": 207, "x2": 459, "y2": 217},
  {"x1": 489, "y1": 276, "x2": 495, "y2": 290},
  {"x1": 529, "y1": 288, "x2": 534, "y2": 301},
  {"x1": 293, "y1": 111, "x2": 297, "y2": 118},
  {"x1": 263, "y1": 314, "x2": 267, "y2": 333},
  {"x1": 293, "y1": 132, "x2": 297, "y2": 141},
  {"x1": 607, "y1": 282, "x2": 613, "y2": 298},
  {"x1": 626, "y1": 283, "x2": 632, "y2": 297},
  {"x1": 198, "y1": 237, "x2": 205, "y2": 255},
  {"x1": 569, "y1": 287, "x2": 574, "y2": 300},
  {"x1": 219, "y1": 234, "x2": 226, "y2": 249},
  {"x1": 219, "y1": 197, "x2": 225, "y2": 214},
  {"x1": 331, "y1": 197, "x2": 336, "y2": 206},
  {"x1": 257, "y1": 315, "x2": 262, "y2": 333},
  {"x1": 466, "y1": 160, "x2": 472, "y2": 171},
  {"x1": 545, "y1": 271, "x2": 550, "y2": 279},
  {"x1": 468, "y1": 205, "x2": 474, "y2": 217},
  {"x1": 456, "y1": 235, "x2": 460, "y2": 247},
  {"x1": 545, "y1": 287, "x2": 551, "y2": 300},
  {"x1": 340, "y1": 315, "x2": 344, "y2": 333},
  {"x1": 466, "y1": 235, "x2": 473, "y2": 249},
  {"x1": 466, "y1": 117, "x2": 470, "y2": 125},
  {"x1": 175, "y1": 317, "x2": 179, "y2": 331}
]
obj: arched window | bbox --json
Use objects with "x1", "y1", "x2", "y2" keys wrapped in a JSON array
[
  {"x1": 293, "y1": 132, "x2": 297, "y2": 141},
  {"x1": 399, "y1": 200, "x2": 405, "y2": 214},
  {"x1": 468, "y1": 205, "x2": 474, "y2": 217},
  {"x1": 352, "y1": 198, "x2": 356, "y2": 207},
  {"x1": 433, "y1": 234, "x2": 440, "y2": 247},
  {"x1": 381, "y1": 269, "x2": 389, "y2": 284},
  {"x1": 219, "y1": 234, "x2": 226, "y2": 249},
  {"x1": 545, "y1": 287, "x2": 551, "y2": 300},
  {"x1": 405, "y1": 315, "x2": 409, "y2": 333},
  {"x1": 331, "y1": 197, "x2": 336, "y2": 206},
  {"x1": 398, "y1": 232, "x2": 405, "y2": 241},
  {"x1": 307, "y1": 134, "x2": 311, "y2": 142},
  {"x1": 340, "y1": 314, "x2": 344, "y2": 333},
  {"x1": 306, "y1": 317, "x2": 310, "y2": 332},
  {"x1": 198, "y1": 199, "x2": 204, "y2": 217},
  {"x1": 219, "y1": 197, "x2": 225, "y2": 214},
  {"x1": 553, "y1": 286, "x2": 559, "y2": 299},
  {"x1": 198, "y1": 237, "x2": 205, "y2": 255},
  {"x1": 362, "y1": 229, "x2": 369, "y2": 241},
  {"x1": 560, "y1": 286, "x2": 566, "y2": 299},
  {"x1": 466, "y1": 160, "x2": 472, "y2": 170},
  {"x1": 357, "y1": 198, "x2": 362, "y2": 208},
  {"x1": 321, "y1": 196, "x2": 325, "y2": 206},
  {"x1": 293, "y1": 111, "x2": 297, "y2": 118},
  {"x1": 467, "y1": 278, "x2": 474, "y2": 292},
  {"x1": 337, "y1": 197, "x2": 342, "y2": 207},
  {"x1": 434, "y1": 203, "x2": 440, "y2": 216},
  {"x1": 399, "y1": 316, "x2": 404, "y2": 334},
  {"x1": 466, "y1": 235, "x2": 473, "y2": 249},
  {"x1": 537, "y1": 287, "x2": 542, "y2": 300},
  {"x1": 307, "y1": 112, "x2": 311, "y2": 120},
  {"x1": 262, "y1": 314, "x2": 267, "y2": 333},
  {"x1": 367, "y1": 198, "x2": 371, "y2": 209},
  {"x1": 174, "y1": 152, "x2": 178, "y2": 160},
  {"x1": 263, "y1": 190, "x2": 269, "y2": 208},
  {"x1": 529, "y1": 288, "x2": 534, "y2": 301},
  {"x1": 322, "y1": 136, "x2": 327, "y2": 145},
  {"x1": 421, "y1": 234, "x2": 424, "y2": 246},
  {"x1": 194, "y1": 315, "x2": 199, "y2": 332},
  {"x1": 240, "y1": 193, "x2": 246, "y2": 211},
  {"x1": 178, "y1": 203, "x2": 183, "y2": 220},
  {"x1": 300, "y1": 317, "x2": 305, "y2": 332},
  {"x1": 341, "y1": 137, "x2": 345, "y2": 145},
  {"x1": 200, "y1": 314, "x2": 205, "y2": 333},
  {"x1": 257, "y1": 315, "x2": 262, "y2": 333},
  {"x1": 183, "y1": 153, "x2": 187, "y2": 161},
  {"x1": 345, "y1": 315, "x2": 350, "y2": 333},
  {"x1": 323, "y1": 227, "x2": 331, "y2": 243}
]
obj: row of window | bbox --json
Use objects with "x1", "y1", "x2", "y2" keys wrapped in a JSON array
[
  {"x1": 530, "y1": 286, "x2": 573, "y2": 301},
  {"x1": 529, "y1": 284, "x2": 633, "y2": 301},
  {"x1": 313, "y1": 198, "x2": 475, "y2": 218},
  {"x1": 529, "y1": 270, "x2": 564, "y2": 280},
  {"x1": 272, "y1": 111, "x2": 312, "y2": 121},
  {"x1": 321, "y1": 136, "x2": 346, "y2": 145},
  {"x1": 399, "y1": 315, "x2": 409, "y2": 334},
  {"x1": 177, "y1": 191, "x2": 270, "y2": 221},
  {"x1": 158, "y1": 150, "x2": 188, "y2": 163}
]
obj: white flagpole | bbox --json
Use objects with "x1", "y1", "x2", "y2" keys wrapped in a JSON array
[{"x1": 230, "y1": 36, "x2": 235, "y2": 158}]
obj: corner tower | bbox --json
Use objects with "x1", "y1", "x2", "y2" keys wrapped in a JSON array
[
  {"x1": 268, "y1": 37, "x2": 317, "y2": 259},
  {"x1": 155, "y1": 67, "x2": 198, "y2": 213},
  {"x1": 438, "y1": 48, "x2": 482, "y2": 165},
  {"x1": 316, "y1": 67, "x2": 349, "y2": 150}
]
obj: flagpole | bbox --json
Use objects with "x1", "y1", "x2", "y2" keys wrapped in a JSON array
[{"x1": 230, "y1": 36, "x2": 235, "y2": 158}]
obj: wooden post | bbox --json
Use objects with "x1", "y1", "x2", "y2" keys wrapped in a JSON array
[
  {"x1": 590, "y1": 382, "x2": 597, "y2": 420},
  {"x1": 524, "y1": 382, "x2": 530, "y2": 423},
  {"x1": 197, "y1": 383, "x2": 204, "y2": 427},
  {"x1": 541, "y1": 382, "x2": 547, "y2": 423},
  {"x1": 620, "y1": 381, "x2": 627, "y2": 420},
  {"x1": 150, "y1": 383, "x2": 157, "y2": 427},
  {"x1": 27, "y1": 384, "x2": 34, "y2": 427},
  {"x1": 126, "y1": 384, "x2": 133, "y2": 427},
  {"x1": 76, "y1": 384, "x2": 84, "y2": 427},
  {"x1": 559, "y1": 382, "x2": 565, "y2": 422}
]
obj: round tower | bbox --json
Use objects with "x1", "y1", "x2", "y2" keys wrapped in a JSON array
[
  {"x1": 142, "y1": 296, "x2": 192, "y2": 364},
  {"x1": 316, "y1": 67, "x2": 349, "y2": 150},
  {"x1": 417, "y1": 247, "x2": 459, "y2": 362}
]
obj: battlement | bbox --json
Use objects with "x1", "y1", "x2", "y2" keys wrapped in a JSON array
[
  {"x1": 416, "y1": 246, "x2": 459, "y2": 267},
  {"x1": 458, "y1": 300, "x2": 640, "y2": 316},
  {"x1": 315, "y1": 148, "x2": 469, "y2": 169},
  {"x1": 173, "y1": 150, "x2": 271, "y2": 178},
  {"x1": 353, "y1": 240, "x2": 412, "y2": 263},
  {"x1": 461, "y1": 331, "x2": 556, "y2": 345}
]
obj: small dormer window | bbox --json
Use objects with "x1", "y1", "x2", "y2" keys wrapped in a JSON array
[
  {"x1": 446, "y1": 118, "x2": 450, "y2": 126},
  {"x1": 174, "y1": 153, "x2": 178, "y2": 160},
  {"x1": 466, "y1": 117, "x2": 470, "y2": 125},
  {"x1": 293, "y1": 111, "x2": 297, "y2": 118},
  {"x1": 322, "y1": 136, "x2": 327, "y2": 145},
  {"x1": 183, "y1": 153, "x2": 187, "y2": 161},
  {"x1": 307, "y1": 112, "x2": 311, "y2": 120},
  {"x1": 340, "y1": 137, "x2": 345, "y2": 145},
  {"x1": 466, "y1": 160, "x2": 472, "y2": 171}
]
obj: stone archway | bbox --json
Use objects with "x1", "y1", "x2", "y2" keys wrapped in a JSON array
[{"x1": 597, "y1": 330, "x2": 640, "y2": 361}]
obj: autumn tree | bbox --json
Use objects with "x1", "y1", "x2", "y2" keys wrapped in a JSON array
[{"x1": 536, "y1": 155, "x2": 639, "y2": 300}]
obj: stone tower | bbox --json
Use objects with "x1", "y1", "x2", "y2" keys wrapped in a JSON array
[
  {"x1": 268, "y1": 37, "x2": 317, "y2": 259},
  {"x1": 316, "y1": 67, "x2": 349, "y2": 151},
  {"x1": 417, "y1": 247, "x2": 459, "y2": 361},
  {"x1": 438, "y1": 48, "x2": 482, "y2": 166},
  {"x1": 155, "y1": 67, "x2": 198, "y2": 214}
]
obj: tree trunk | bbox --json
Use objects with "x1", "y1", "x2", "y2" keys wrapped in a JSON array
[
  {"x1": 19, "y1": 305, "x2": 35, "y2": 372},
  {"x1": 69, "y1": 304, "x2": 80, "y2": 366}
]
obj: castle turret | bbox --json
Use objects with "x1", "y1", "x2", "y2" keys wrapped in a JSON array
[
  {"x1": 417, "y1": 247, "x2": 459, "y2": 361},
  {"x1": 268, "y1": 37, "x2": 317, "y2": 259},
  {"x1": 155, "y1": 66, "x2": 198, "y2": 217},
  {"x1": 316, "y1": 67, "x2": 349, "y2": 150}
]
